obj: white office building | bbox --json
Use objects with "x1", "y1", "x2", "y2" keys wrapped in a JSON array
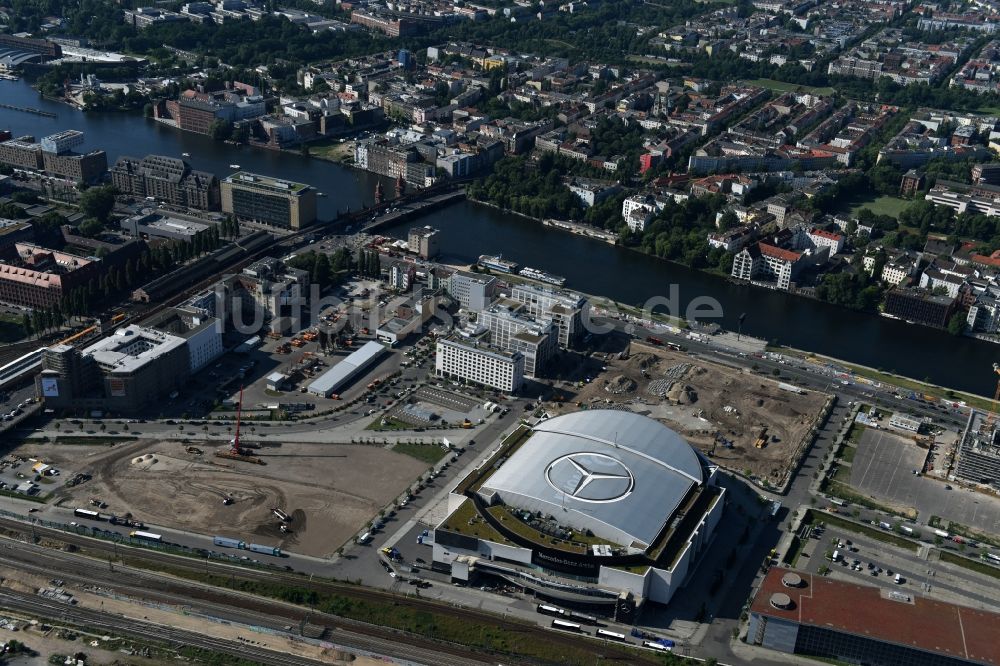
[
  {"x1": 435, "y1": 337, "x2": 524, "y2": 392},
  {"x1": 448, "y1": 271, "x2": 496, "y2": 311}
]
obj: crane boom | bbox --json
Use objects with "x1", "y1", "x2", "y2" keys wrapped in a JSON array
[{"x1": 232, "y1": 385, "x2": 243, "y2": 454}]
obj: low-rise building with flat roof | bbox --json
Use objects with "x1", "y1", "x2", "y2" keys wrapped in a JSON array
[
  {"x1": 307, "y1": 340, "x2": 386, "y2": 397},
  {"x1": 749, "y1": 568, "x2": 1000, "y2": 666}
]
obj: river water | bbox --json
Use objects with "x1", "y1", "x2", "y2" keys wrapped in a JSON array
[{"x1": 1, "y1": 79, "x2": 995, "y2": 396}]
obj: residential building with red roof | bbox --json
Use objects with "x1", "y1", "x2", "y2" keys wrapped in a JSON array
[{"x1": 749, "y1": 568, "x2": 1000, "y2": 666}]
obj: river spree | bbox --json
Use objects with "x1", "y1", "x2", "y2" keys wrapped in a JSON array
[
  {"x1": 1, "y1": 79, "x2": 995, "y2": 396},
  {"x1": 0, "y1": 79, "x2": 392, "y2": 218},
  {"x1": 389, "y1": 202, "x2": 998, "y2": 397}
]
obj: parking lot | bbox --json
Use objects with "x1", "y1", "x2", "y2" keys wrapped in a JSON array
[
  {"x1": 0, "y1": 453, "x2": 74, "y2": 498},
  {"x1": 851, "y1": 429, "x2": 1000, "y2": 533}
]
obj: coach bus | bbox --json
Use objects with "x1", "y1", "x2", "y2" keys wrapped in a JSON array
[
  {"x1": 568, "y1": 610, "x2": 598, "y2": 625},
  {"x1": 551, "y1": 619, "x2": 583, "y2": 633},
  {"x1": 537, "y1": 604, "x2": 565, "y2": 617},
  {"x1": 130, "y1": 530, "x2": 163, "y2": 543},
  {"x1": 987, "y1": 552, "x2": 1000, "y2": 565},
  {"x1": 642, "y1": 640, "x2": 675, "y2": 652},
  {"x1": 596, "y1": 629, "x2": 626, "y2": 641},
  {"x1": 73, "y1": 508, "x2": 102, "y2": 521}
]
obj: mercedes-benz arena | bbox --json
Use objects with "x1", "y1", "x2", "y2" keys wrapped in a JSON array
[{"x1": 433, "y1": 410, "x2": 725, "y2": 609}]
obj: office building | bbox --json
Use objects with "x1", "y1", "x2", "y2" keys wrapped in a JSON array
[
  {"x1": 111, "y1": 154, "x2": 221, "y2": 210},
  {"x1": 508, "y1": 283, "x2": 585, "y2": 349},
  {"x1": 434, "y1": 411, "x2": 723, "y2": 609},
  {"x1": 0, "y1": 131, "x2": 106, "y2": 184},
  {"x1": 435, "y1": 337, "x2": 524, "y2": 392},
  {"x1": 119, "y1": 212, "x2": 214, "y2": 243},
  {"x1": 478, "y1": 300, "x2": 557, "y2": 377},
  {"x1": 749, "y1": 568, "x2": 1000, "y2": 666},
  {"x1": 37, "y1": 325, "x2": 190, "y2": 412},
  {"x1": 448, "y1": 271, "x2": 496, "y2": 311},
  {"x1": 883, "y1": 287, "x2": 956, "y2": 328},
  {"x1": 221, "y1": 172, "x2": 317, "y2": 230}
]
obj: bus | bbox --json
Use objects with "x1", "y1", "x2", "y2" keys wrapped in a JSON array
[
  {"x1": 986, "y1": 552, "x2": 1000, "y2": 565},
  {"x1": 73, "y1": 508, "x2": 102, "y2": 521},
  {"x1": 596, "y1": 629, "x2": 626, "y2": 641},
  {"x1": 551, "y1": 619, "x2": 582, "y2": 633},
  {"x1": 642, "y1": 640, "x2": 673, "y2": 652},
  {"x1": 666, "y1": 342, "x2": 684, "y2": 351},
  {"x1": 568, "y1": 610, "x2": 598, "y2": 625},
  {"x1": 130, "y1": 530, "x2": 163, "y2": 542},
  {"x1": 537, "y1": 604, "x2": 565, "y2": 617}
]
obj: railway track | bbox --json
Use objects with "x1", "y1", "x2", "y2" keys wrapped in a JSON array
[
  {"x1": 0, "y1": 590, "x2": 326, "y2": 666},
  {"x1": 0, "y1": 518, "x2": 651, "y2": 665},
  {"x1": 0, "y1": 541, "x2": 483, "y2": 666}
]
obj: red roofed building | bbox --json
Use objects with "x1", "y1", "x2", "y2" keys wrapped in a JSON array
[
  {"x1": 749, "y1": 568, "x2": 1000, "y2": 666},
  {"x1": 732, "y1": 240, "x2": 805, "y2": 290}
]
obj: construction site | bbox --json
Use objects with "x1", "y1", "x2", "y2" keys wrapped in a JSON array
[
  {"x1": 20, "y1": 434, "x2": 427, "y2": 558},
  {"x1": 549, "y1": 342, "x2": 828, "y2": 485}
]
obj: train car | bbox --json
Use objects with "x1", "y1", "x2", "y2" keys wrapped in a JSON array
[
  {"x1": 551, "y1": 619, "x2": 582, "y2": 633},
  {"x1": 130, "y1": 530, "x2": 162, "y2": 542},
  {"x1": 537, "y1": 604, "x2": 565, "y2": 617},
  {"x1": 596, "y1": 629, "x2": 626, "y2": 641},
  {"x1": 568, "y1": 611, "x2": 598, "y2": 625},
  {"x1": 73, "y1": 508, "x2": 102, "y2": 521},
  {"x1": 642, "y1": 640, "x2": 673, "y2": 652}
]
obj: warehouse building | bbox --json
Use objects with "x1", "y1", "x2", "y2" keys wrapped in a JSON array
[
  {"x1": 307, "y1": 340, "x2": 387, "y2": 397},
  {"x1": 749, "y1": 569, "x2": 1000, "y2": 666},
  {"x1": 434, "y1": 411, "x2": 724, "y2": 610}
]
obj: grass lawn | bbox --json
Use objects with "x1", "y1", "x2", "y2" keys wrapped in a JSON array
[
  {"x1": 744, "y1": 78, "x2": 835, "y2": 96},
  {"x1": 308, "y1": 139, "x2": 353, "y2": 162},
  {"x1": 0, "y1": 313, "x2": 27, "y2": 343},
  {"x1": 840, "y1": 444, "x2": 857, "y2": 463},
  {"x1": 839, "y1": 363, "x2": 995, "y2": 412},
  {"x1": 391, "y1": 441, "x2": 449, "y2": 464},
  {"x1": 939, "y1": 551, "x2": 1000, "y2": 580},
  {"x1": 834, "y1": 192, "x2": 911, "y2": 219}
]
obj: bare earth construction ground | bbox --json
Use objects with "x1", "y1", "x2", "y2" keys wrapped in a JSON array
[
  {"x1": 22, "y1": 439, "x2": 428, "y2": 557},
  {"x1": 552, "y1": 345, "x2": 827, "y2": 485}
]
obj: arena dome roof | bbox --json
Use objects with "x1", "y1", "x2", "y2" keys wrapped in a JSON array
[{"x1": 477, "y1": 410, "x2": 707, "y2": 549}]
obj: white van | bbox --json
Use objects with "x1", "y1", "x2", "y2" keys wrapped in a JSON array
[
  {"x1": 832, "y1": 549, "x2": 841, "y2": 562},
  {"x1": 358, "y1": 532, "x2": 372, "y2": 544}
]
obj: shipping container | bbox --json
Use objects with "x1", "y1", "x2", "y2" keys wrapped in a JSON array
[
  {"x1": 247, "y1": 543, "x2": 281, "y2": 556},
  {"x1": 213, "y1": 536, "x2": 245, "y2": 550}
]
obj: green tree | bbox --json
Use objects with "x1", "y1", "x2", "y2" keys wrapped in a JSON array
[
  {"x1": 947, "y1": 312, "x2": 967, "y2": 336},
  {"x1": 78, "y1": 185, "x2": 116, "y2": 223},
  {"x1": 209, "y1": 119, "x2": 233, "y2": 141}
]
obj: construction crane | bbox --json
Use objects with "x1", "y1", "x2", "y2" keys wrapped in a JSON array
[{"x1": 215, "y1": 386, "x2": 264, "y2": 465}]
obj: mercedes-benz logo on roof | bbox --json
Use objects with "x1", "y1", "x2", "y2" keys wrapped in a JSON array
[{"x1": 545, "y1": 452, "x2": 634, "y2": 503}]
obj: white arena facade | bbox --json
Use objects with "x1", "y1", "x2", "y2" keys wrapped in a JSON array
[{"x1": 433, "y1": 410, "x2": 725, "y2": 611}]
